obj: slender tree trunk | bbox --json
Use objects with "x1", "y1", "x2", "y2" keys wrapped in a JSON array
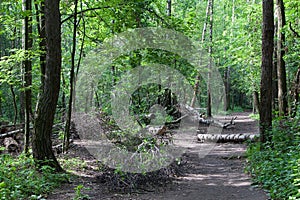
[
  {"x1": 276, "y1": 0, "x2": 288, "y2": 116},
  {"x1": 272, "y1": 19, "x2": 278, "y2": 111},
  {"x1": 32, "y1": 0, "x2": 63, "y2": 171},
  {"x1": 224, "y1": 67, "x2": 230, "y2": 111},
  {"x1": 292, "y1": 67, "x2": 300, "y2": 116},
  {"x1": 167, "y1": 0, "x2": 171, "y2": 16},
  {"x1": 191, "y1": 74, "x2": 201, "y2": 108},
  {"x1": 260, "y1": 0, "x2": 274, "y2": 145},
  {"x1": 61, "y1": 73, "x2": 66, "y2": 122},
  {"x1": 9, "y1": 85, "x2": 17, "y2": 125},
  {"x1": 207, "y1": 0, "x2": 213, "y2": 117},
  {"x1": 34, "y1": 0, "x2": 46, "y2": 91},
  {"x1": 64, "y1": 0, "x2": 78, "y2": 153},
  {"x1": 190, "y1": 0, "x2": 210, "y2": 108},
  {"x1": 23, "y1": 0, "x2": 33, "y2": 155},
  {"x1": 253, "y1": 91, "x2": 260, "y2": 114},
  {"x1": 202, "y1": 0, "x2": 210, "y2": 42},
  {"x1": 10, "y1": 29, "x2": 18, "y2": 125}
]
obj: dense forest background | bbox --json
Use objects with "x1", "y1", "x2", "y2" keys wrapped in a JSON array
[
  {"x1": 0, "y1": 0, "x2": 299, "y2": 199},
  {"x1": 0, "y1": 0, "x2": 299, "y2": 124}
]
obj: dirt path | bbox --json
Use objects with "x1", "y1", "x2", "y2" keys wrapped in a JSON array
[{"x1": 48, "y1": 112, "x2": 269, "y2": 200}]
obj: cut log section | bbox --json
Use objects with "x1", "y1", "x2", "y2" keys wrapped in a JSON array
[
  {"x1": 4, "y1": 137, "x2": 19, "y2": 152},
  {"x1": 197, "y1": 133, "x2": 259, "y2": 143}
]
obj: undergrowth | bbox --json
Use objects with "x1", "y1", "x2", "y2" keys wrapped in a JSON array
[
  {"x1": 246, "y1": 113, "x2": 300, "y2": 200},
  {"x1": 0, "y1": 153, "x2": 68, "y2": 200}
]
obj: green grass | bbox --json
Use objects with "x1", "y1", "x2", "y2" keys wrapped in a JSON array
[{"x1": 0, "y1": 153, "x2": 69, "y2": 200}]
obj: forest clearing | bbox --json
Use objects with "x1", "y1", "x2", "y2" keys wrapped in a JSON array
[{"x1": 0, "y1": 0, "x2": 299, "y2": 199}]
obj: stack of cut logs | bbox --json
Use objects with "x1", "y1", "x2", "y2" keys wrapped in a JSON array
[{"x1": 0, "y1": 122, "x2": 24, "y2": 153}]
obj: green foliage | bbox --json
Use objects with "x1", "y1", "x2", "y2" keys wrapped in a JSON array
[
  {"x1": 246, "y1": 114, "x2": 300, "y2": 199},
  {"x1": 0, "y1": 154, "x2": 68, "y2": 200},
  {"x1": 73, "y1": 184, "x2": 90, "y2": 200},
  {"x1": 249, "y1": 113, "x2": 260, "y2": 121}
]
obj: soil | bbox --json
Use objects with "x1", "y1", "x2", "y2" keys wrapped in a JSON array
[{"x1": 47, "y1": 112, "x2": 269, "y2": 200}]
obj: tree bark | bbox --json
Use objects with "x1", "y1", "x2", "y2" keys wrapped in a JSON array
[
  {"x1": 9, "y1": 85, "x2": 17, "y2": 125},
  {"x1": 260, "y1": 0, "x2": 274, "y2": 145},
  {"x1": 207, "y1": 0, "x2": 213, "y2": 117},
  {"x1": 224, "y1": 67, "x2": 230, "y2": 111},
  {"x1": 276, "y1": 0, "x2": 288, "y2": 116},
  {"x1": 253, "y1": 91, "x2": 260, "y2": 114},
  {"x1": 23, "y1": 0, "x2": 33, "y2": 155},
  {"x1": 32, "y1": 0, "x2": 63, "y2": 171},
  {"x1": 272, "y1": 18, "x2": 278, "y2": 111}
]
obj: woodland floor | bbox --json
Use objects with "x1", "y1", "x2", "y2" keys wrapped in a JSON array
[{"x1": 47, "y1": 112, "x2": 269, "y2": 200}]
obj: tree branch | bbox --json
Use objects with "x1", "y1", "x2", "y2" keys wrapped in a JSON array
[
  {"x1": 289, "y1": 22, "x2": 300, "y2": 38},
  {"x1": 61, "y1": 5, "x2": 120, "y2": 24},
  {"x1": 61, "y1": 2, "x2": 169, "y2": 27}
]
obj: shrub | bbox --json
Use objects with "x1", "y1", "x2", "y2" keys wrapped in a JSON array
[
  {"x1": 0, "y1": 154, "x2": 68, "y2": 199},
  {"x1": 246, "y1": 115, "x2": 300, "y2": 200}
]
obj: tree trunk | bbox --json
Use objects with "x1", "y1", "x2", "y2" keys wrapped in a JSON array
[
  {"x1": 9, "y1": 85, "x2": 17, "y2": 125},
  {"x1": 253, "y1": 91, "x2": 260, "y2": 114},
  {"x1": 190, "y1": 0, "x2": 210, "y2": 108},
  {"x1": 34, "y1": 1, "x2": 46, "y2": 91},
  {"x1": 292, "y1": 67, "x2": 300, "y2": 116},
  {"x1": 61, "y1": 73, "x2": 66, "y2": 122},
  {"x1": 272, "y1": 18, "x2": 278, "y2": 111},
  {"x1": 260, "y1": 0, "x2": 274, "y2": 145},
  {"x1": 190, "y1": 74, "x2": 201, "y2": 108},
  {"x1": 167, "y1": 0, "x2": 171, "y2": 16},
  {"x1": 224, "y1": 67, "x2": 230, "y2": 111},
  {"x1": 23, "y1": 0, "x2": 33, "y2": 155},
  {"x1": 64, "y1": 0, "x2": 78, "y2": 153},
  {"x1": 207, "y1": 0, "x2": 213, "y2": 117},
  {"x1": 32, "y1": 0, "x2": 63, "y2": 171},
  {"x1": 276, "y1": 0, "x2": 288, "y2": 116}
]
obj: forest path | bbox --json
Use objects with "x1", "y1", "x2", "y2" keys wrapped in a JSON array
[{"x1": 48, "y1": 112, "x2": 269, "y2": 200}]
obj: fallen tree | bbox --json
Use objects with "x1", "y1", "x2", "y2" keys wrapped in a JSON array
[
  {"x1": 0, "y1": 129, "x2": 24, "y2": 139},
  {"x1": 138, "y1": 104, "x2": 237, "y2": 131},
  {"x1": 197, "y1": 133, "x2": 259, "y2": 143},
  {"x1": 177, "y1": 104, "x2": 236, "y2": 129}
]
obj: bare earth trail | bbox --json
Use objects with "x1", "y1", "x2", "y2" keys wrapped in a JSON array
[{"x1": 48, "y1": 112, "x2": 269, "y2": 200}]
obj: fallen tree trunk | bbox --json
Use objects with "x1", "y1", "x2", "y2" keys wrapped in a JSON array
[
  {"x1": 4, "y1": 137, "x2": 19, "y2": 152},
  {"x1": 179, "y1": 104, "x2": 236, "y2": 128},
  {"x1": 0, "y1": 129, "x2": 24, "y2": 139},
  {"x1": 197, "y1": 133, "x2": 259, "y2": 143}
]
